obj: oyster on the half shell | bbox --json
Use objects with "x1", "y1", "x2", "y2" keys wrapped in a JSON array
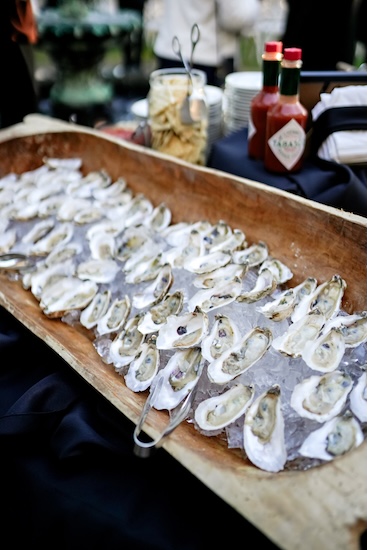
[
  {"x1": 151, "y1": 347, "x2": 205, "y2": 410},
  {"x1": 272, "y1": 309, "x2": 326, "y2": 358},
  {"x1": 298, "y1": 410, "x2": 364, "y2": 461},
  {"x1": 290, "y1": 370, "x2": 353, "y2": 422},
  {"x1": 232, "y1": 240, "x2": 268, "y2": 268},
  {"x1": 96, "y1": 295, "x2": 131, "y2": 336},
  {"x1": 323, "y1": 311, "x2": 367, "y2": 348},
  {"x1": 137, "y1": 290, "x2": 184, "y2": 335},
  {"x1": 301, "y1": 326, "x2": 345, "y2": 373},
  {"x1": 243, "y1": 384, "x2": 287, "y2": 473},
  {"x1": 79, "y1": 289, "x2": 111, "y2": 330},
  {"x1": 349, "y1": 371, "x2": 367, "y2": 422},
  {"x1": 236, "y1": 268, "x2": 277, "y2": 303},
  {"x1": 40, "y1": 276, "x2": 99, "y2": 318},
  {"x1": 156, "y1": 307, "x2": 209, "y2": 350},
  {"x1": 207, "y1": 326, "x2": 272, "y2": 384},
  {"x1": 292, "y1": 274, "x2": 347, "y2": 323},
  {"x1": 201, "y1": 314, "x2": 241, "y2": 362},
  {"x1": 108, "y1": 313, "x2": 145, "y2": 370},
  {"x1": 257, "y1": 288, "x2": 296, "y2": 322},
  {"x1": 124, "y1": 337, "x2": 160, "y2": 392},
  {"x1": 132, "y1": 263, "x2": 173, "y2": 310},
  {"x1": 194, "y1": 383, "x2": 255, "y2": 431},
  {"x1": 187, "y1": 276, "x2": 242, "y2": 313}
]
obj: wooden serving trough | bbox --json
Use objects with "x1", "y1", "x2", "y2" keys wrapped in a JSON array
[{"x1": 0, "y1": 115, "x2": 366, "y2": 550}]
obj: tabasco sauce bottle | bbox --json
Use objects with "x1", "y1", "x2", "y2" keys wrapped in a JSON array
[
  {"x1": 264, "y1": 47, "x2": 308, "y2": 173},
  {"x1": 248, "y1": 41, "x2": 283, "y2": 160}
]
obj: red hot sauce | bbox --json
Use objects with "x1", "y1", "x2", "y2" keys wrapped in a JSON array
[
  {"x1": 248, "y1": 41, "x2": 283, "y2": 160},
  {"x1": 264, "y1": 47, "x2": 309, "y2": 173}
]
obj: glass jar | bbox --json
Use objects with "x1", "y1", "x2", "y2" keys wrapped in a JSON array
[{"x1": 148, "y1": 68, "x2": 208, "y2": 165}]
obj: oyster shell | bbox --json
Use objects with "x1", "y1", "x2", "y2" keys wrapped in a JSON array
[
  {"x1": 137, "y1": 291, "x2": 184, "y2": 335},
  {"x1": 156, "y1": 308, "x2": 209, "y2": 350},
  {"x1": 290, "y1": 276, "x2": 318, "y2": 320},
  {"x1": 207, "y1": 326, "x2": 273, "y2": 384},
  {"x1": 0, "y1": 228, "x2": 17, "y2": 254},
  {"x1": 124, "y1": 337, "x2": 160, "y2": 392},
  {"x1": 184, "y1": 250, "x2": 232, "y2": 274},
  {"x1": 162, "y1": 228, "x2": 204, "y2": 269},
  {"x1": 96, "y1": 294, "x2": 131, "y2": 336},
  {"x1": 151, "y1": 347, "x2": 205, "y2": 410},
  {"x1": 192, "y1": 262, "x2": 247, "y2": 289},
  {"x1": 349, "y1": 371, "x2": 367, "y2": 423},
  {"x1": 41, "y1": 277, "x2": 99, "y2": 318},
  {"x1": 301, "y1": 326, "x2": 345, "y2": 373},
  {"x1": 292, "y1": 274, "x2": 347, "y2": 323},
  {"x1": 132, "y1": 263, "x2": 173, "y2": 310},
  {"x1": 79, "y1": 289, "x2": 111, "y2": 330},
  {"x1": 56, "y1": 197, "x2": 92, "y2": 222},
  {"x1": 236, "y1": 268, "x2": 277, "y2": 303},
  {"x1": 29, "y1": 222, "x2": 74, "y2": 256},
  {"x1": 323, "y1": 311, "x2": 367, "y2": 348},
  {"x1": 30, "y1": 259, "x2": 76, "y2": 300},
  {"x1": 272, "y1": 309, "x2": 326, "y2": 358},
  {"x1": 298, "y1": 410, "x2": 364, "y2": 461},
  {"x1": 257, "y1": 288, "x2": 296, "y2": 322},
  {"x1": 232, "y1": 240, "x2": 268, "y2": 267},
  {"x1": 201, "y1": 314, "x2": 241, "y2": 362},
  {"x1": 259, "y1": 257, "x2": 293, "y2": 285},
  {"x1": 44, "y1": 241, "x2": 83, "y2": 267},
  {"x1": 143, "y1": 202, "x2": 172, "y2": 233},
  {"x1": 88, "y1": 232, "x2": 116, "y2": 260},
  {"x1": 203, "y1": 221, "x2": 246, "y2": 254},
  {"x1": 187, "y1": 276, "x2": 243, "y2": 313},
  {"x1": 243, "y1": 384, "x2": 287, "y2": 473},
  {"x1": 21, "y1": 219, "x2": 55, "y2": 246},
  {"x1": 290, "y1": 370, "x2": 353, "y2": 422},
  {"x1": 124, "y1": 252, "x2": 163, "y2": 285},
  {"x1": 194, "y1": 383, "x2": 255, "y2": 431},
  {"x1": 115, "y1": 225, "x2": 152, "y2": 262},
  {"x1": 109, "y1": 313, "x2": 145, "y2": 369},
  {"x1": 76, "y1": 258, "x2": 120, "y2": 284}
]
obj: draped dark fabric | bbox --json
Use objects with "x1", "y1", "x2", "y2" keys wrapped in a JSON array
[
  {"x1": 208, "y1": 127, "x2": 367, "y2": 217},
  {"x1": 0, "y1": 307, "x2": 279, "y2": 549}
]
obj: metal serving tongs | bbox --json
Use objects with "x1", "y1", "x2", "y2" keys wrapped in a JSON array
[
  {"x1": 172, "y1": 23, "x2": 207, "y2": 124},
  {"x1": 133, "y1": 374, "x2": 198, "y2": 458},
  {"x1": 0, "y1": 253, "x2": 37, "y2": 272}
]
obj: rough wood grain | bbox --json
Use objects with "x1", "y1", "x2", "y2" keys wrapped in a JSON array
[{"x1": 0, "y1": 117, "x2": 366, "y2": 550}]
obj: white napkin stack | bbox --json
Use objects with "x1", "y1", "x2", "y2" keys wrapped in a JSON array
[{"x1": 311, "y1": 85, "x2": 367, "y2": 165}]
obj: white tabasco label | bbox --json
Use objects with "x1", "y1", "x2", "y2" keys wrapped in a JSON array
[{"x1": 267, "y1": 118, "x2": 306, "y2": 170}]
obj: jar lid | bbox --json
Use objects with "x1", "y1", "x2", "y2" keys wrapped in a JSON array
[
  {"x1": 284, "y1": 47, "x2": 302, "y2": 60},
  {"x1": 265, "y1": 41, "x2": 283, "y2": 53}
]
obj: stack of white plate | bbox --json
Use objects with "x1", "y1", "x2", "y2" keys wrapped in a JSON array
[
  {"x1": 222, "y1": 71, "x2": 262, "y2": 136},
  {"x1": 204, "y1": 84, "x2": 224, "y2": 151},
  {"x1": 129, "y1": 84, "x2": 224, "y2": 151}
]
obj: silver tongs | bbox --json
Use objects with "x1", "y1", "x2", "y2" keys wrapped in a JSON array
[
  {"x1": 0, "y1": 253, "x2": 37, "y2": 272},
  {"x1": 172, "y1": 23, "x2": 207, "y2": 124},
  {"x1": 133, "y1": 375, "x2": 197, "y2": 458}
]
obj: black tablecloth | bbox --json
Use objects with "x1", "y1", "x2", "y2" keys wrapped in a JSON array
[
  {"x1": 208, "y1": 128, "x2": 367, "y2": 218},
  {"x1": 0, "y1": 306, "x2": 281, "y2": 550}
]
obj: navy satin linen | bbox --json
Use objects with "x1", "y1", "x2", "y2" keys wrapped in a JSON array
[
  {"x1": 0, "y1": 307, "x2": 280, "y2": 550},
  {"x1": 208, "y1": 128, "x2": 367, "y2": 217}
]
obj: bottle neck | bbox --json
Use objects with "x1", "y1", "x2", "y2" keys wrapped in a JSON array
[
  {"x1": 279, "y1": 59, "x2": 302, "y2": 97},
  {"x1": 262, "y1": 58, "x2": 281, "y2": 88}
]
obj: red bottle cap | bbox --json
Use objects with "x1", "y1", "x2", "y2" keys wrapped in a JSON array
[
  {"x1": 265, "y1": 41, "x2": 283, "y2": 53},
  {"x1": 284, "y1": 47, "x2": 302, "y2": 60}
]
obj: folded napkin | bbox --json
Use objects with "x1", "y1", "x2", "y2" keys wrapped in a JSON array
[{"x1": 311, "y1": 85, "x2": 367, "y2": 164}]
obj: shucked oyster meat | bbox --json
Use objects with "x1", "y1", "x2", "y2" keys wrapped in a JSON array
[
  {"x1": 299, "y1": 410, "x2": 364, "y2": 461},
  {"x1": 243, "y1": 384, "x2": 287, "y2": 473},
  {"x1": 194, "y1": 383, "x2": 255, "y2": 432},
  {"x1": 290, "y1": 370, "x2": 353, "y2": 422},
  {"x1": 207, "y1": 326, "x2": 272, "y2": 384}
]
